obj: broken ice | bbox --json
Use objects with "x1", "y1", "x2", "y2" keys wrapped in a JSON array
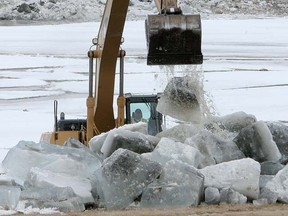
[
  {"x1": 185, "y1": 130, "x2": 244, "y2": 168},
  {"x1": 97, "y1": 148, "x2": 162, "y2": 210},
  {"x1": 157, "y1": 77, "x2": 201, "y2": 123},
  {"x1": 140, "y1": 160, "x2": 204, "y2": 208},
  {"x1": 143, "y1": 137, "x2": 203, "y2": 168},
  {"x1": 199, "y1": 158, "x2": 260, "y2": 199},
  {"x1": 234, "y1": 121, "x2": 281, "y2": 162}
]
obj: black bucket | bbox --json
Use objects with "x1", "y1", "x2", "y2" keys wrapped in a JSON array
[{"x1": 145, "y1": 14, "x2": 203, "y2": 65}]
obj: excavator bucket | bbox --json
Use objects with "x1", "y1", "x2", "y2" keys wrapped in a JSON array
[{"x1": 145, "y1": 14, "x2": 203, "y2": 65}]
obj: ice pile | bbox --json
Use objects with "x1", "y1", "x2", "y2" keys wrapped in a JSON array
[{"x1": 1, "y1": 111, "x2": 288, "y2": 213}]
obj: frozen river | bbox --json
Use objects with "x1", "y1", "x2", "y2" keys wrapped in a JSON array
[{"x1": 0, "y1": 18, "x2": 288, "y2": 162}]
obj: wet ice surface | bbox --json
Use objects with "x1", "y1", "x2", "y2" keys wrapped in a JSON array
[{"x1": 0, "y1": 18, "x2": 288, "y2": 213}]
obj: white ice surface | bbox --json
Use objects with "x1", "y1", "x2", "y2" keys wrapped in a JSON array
[{"x1": 1, "y1": 18, "x2": 288, "y2": 163}]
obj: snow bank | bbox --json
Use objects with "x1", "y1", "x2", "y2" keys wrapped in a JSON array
[{"x1": 0, "y1": 0, "x2": 287, "y2": 23}]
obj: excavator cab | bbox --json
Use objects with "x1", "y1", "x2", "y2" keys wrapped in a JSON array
[
  {"x1": 40, "y1": 94, "x2": 163, "y2": 146},
  {"x1": 146, "y1": 0, "x2": 203, "y2": 65},
  {"x1": 125, "y1": 93, "x2": 163, "y2": 136}
]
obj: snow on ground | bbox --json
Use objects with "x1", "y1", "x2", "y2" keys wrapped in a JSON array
[
  {"x1": 1, "y1": 18, "x2": 288, "y2": 163},
  {"x1": 0, "y1": 0, "x2": 287, "y2": 22}
]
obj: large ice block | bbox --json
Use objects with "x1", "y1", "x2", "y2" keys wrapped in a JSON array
[
  {"x1": 185, "y1": 130, "x2": 245, "y2": 168},
  {"x1": 157, "y1": 77, "x2": 201, "y2": 123},
  {"x1": 199, "y1": 158, "x2": 260, "y2": 199},
  {"x1": 100, "y1": 129, "x2": 155, "y2": 159},
  {"x1": 2, "y1": 141, "x2": 101, "y2": 185},
  {"x1": 98, "y1": 149, "x2": 162, "y2": 209},
  {"x1": 146, "y1": 137, "x2": 204, "y2": 168},
  {"x1": 234, "y1": 121, "x2": 281, "y2": 162},
  {"x1": 140, "y1": 160, "x2": 204, "y2": 208}
]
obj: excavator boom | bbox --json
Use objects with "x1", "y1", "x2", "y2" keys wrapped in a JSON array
[{"x1": 91, "y1": 0, "x2": 130, "y2": 133}]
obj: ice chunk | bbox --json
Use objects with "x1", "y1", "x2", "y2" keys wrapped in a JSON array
[
  {"x1": 219, "y1": 188, "x2": 247, "y2": 205},
  {"x1": 205, "y1": 187, "x2": 220, "y2": 205},
  {"x1": 156, "y1": 123, "x2": 200, "y2": 143},
  {"x1": 0, "y1": 175, "x2": 17, "y2": 187},
  {"x1": 199, "y1": 158, "x2": 260, "y2": 199},
  {"x1": 2, "y1": 141, "x2": 101, "y2": 185},
  {"x1": 100, "y1": 129, "x2": 155, "y2": 159},
  {"x1": 120, "y1": 122, "x2": 149, "y2": 135},
  {"x1": 20, "y1": 186, "x2": 76, "y2": 202},
  {"x1": 63, "y1": 137, "x2": 86, "y2": 148},
  {"x1": 185, "y1": 130, "x2": 244, "y2": 168},
  {"x1": 89, "y1": 132, "x2": 110, "y2": 159},
  {"x1": 211, "y1": 111, "x2": 256, "y2": 132},
  {"x1": 17, "y1": 197, "x2": 85, "y2": 213},
  {"x1": 89, "y1": 123, "x2": 146, "y2": 156},
  {"x1": 90, "y1": 126, "x2": 160, "y2": 160},
  {"x1": 0, "y1": 186, "x2": 21, "y2": 210},
  {"x1": 267, "y1": 121, "x2": 288, "y2": 163},
  {"x1": 253, "y1": 198, "x2": 269, "y2": 207},
  {"x1": 157, "y1": 77, "x2": 201, "y2": 123},
  {"x1": 261, "y1": 161, "x2": 284, "y2": 175},
  {"x1": 41, "y1": 197, "x2": 85, "y2": 212},
  {"x1": 98, "y1": 149, "x2": 162, "y2": 210},
  {"x1": 233, "y1": 121, "x2": 281, "y2": 162},
  {"x1": 147, "y1": 137, "x2": 203, "y2": 168},
  {"x1": 25, "y1": 167, "x2": 94, "y2": 204},
  {"x1": 260, "y1": 165, "x2": 288, "y2": 203},
  {"x1": 140, "y1": 160, "x2": 204, "y2": 208},
  {"x1": 16, "y1": 202, "x2": 60, "y2": 215},
  {"x1": 259, "y1": 175, "x2": 274, "y2": 189}
]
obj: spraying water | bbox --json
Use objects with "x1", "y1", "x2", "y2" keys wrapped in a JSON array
[{"x1": 156, "y1": 65, "x2": 216, "y2": 125}]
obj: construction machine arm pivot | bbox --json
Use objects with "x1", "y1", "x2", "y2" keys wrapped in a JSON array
[{"x1": 154, "y1": 0, "x2": 182, "y2": 14}]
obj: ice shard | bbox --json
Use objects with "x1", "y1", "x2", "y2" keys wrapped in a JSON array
[
  {"x1": 145, "y1": 137, "x2": 204, "y2": 168},
  {"x1": 100, "y1": 129, "x2": 155, "y2": 159},
  {"x1": 98, "y1": 149, "x2": 162, "y2": 210},
  {"x1": 156, "y1": 123, "x2": 200, "y2": 143},
  {"x1": 261, "y1": 165, "x2": 288, "y2": 204},
  {"x1": 219, "y1": 187, "x2": 247, "y2": 205},
  {"x1": 157, "y1": 77, "x2": 201, "y2": 123},
  {"x1": 199, "y1": 158, "x2": 260, "y2": 199},
  {"x1": 267, "y1": 121, "x2": 288, "y2": 163},
  {"x1": 140, "y1": 160, "x2": 204, "y2": 208},
  {"x1": 234, "y1": 121, "x2": 281, "y2": 162},
  {"x1": 2, "y1": 141, "x2": 101, "y2": 185},
  {"x1": 185, "y1": 130, "x2": 245, "y2": 168},
  {"x1": 0, "y1": 186, "x2": 21, "y2": 210},
  {"x1": 211, "y1": 111, "x2": 256, "y2": 132},
  {"x1": 205, "y1": 187, "x2": 220, "y2": 205}
]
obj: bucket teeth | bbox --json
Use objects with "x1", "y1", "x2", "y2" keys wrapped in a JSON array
[{"x1": 146, "y1": 14, "x2": 203, "y2": 65}]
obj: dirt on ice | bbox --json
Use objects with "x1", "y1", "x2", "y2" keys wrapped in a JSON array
[{"x1": 21, "y1": 204, "x2": 288, "y2": 216}]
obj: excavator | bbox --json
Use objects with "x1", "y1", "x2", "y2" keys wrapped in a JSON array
[{"x1": 40, "y1": 0, "x2": 203, "y2": 146}]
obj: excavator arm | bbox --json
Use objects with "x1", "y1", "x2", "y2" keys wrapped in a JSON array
[
  {"x1": 87, "y1": 0, "x2": 202, "y2": 139},
  {"x1": 87, "y1": 0, "x2": 130, "y2": 139}
]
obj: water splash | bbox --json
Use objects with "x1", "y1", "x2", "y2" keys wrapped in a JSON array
[{"x1": 156, "y1": 64, "x2": 216, "y2": 124}]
